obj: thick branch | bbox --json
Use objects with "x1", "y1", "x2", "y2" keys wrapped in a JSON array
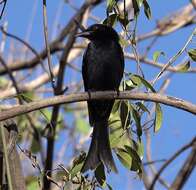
[
  {"x1": 170, "y1": 142, "x2": 196, "y2": 190},
  {"x1": 0, "y1": 91, "x2": 195, "y2": 121}
]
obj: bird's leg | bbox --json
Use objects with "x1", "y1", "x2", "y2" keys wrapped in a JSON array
[
  {"x1": 87, "y1": 90, "x2": 91, "y2": 100},
  {"x1": 115, "y1": 88, "x2": 120, "y2": 97},
  {"x1": 62, "y1": 86, "x2": 69, "y2": 94}
]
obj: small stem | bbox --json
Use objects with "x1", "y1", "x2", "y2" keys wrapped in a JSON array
[
  {"x1": 152, "y1": 27, "x2": 196, "y2": 84},
  {"x1": 0, "y1": 125, "x2": 13, "y2": 190},
  {"x1": 42, "y1": 0, "x2": 55, "y2": 88}
]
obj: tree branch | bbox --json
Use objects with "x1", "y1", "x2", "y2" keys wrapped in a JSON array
[
  {"x1": 137, "y1": 2, "x2": 196, "y2": 41},
  {"x1": 170, "y1": 141, "x2": 196, "y2": 190},
  {"x1": 42, "y1": 1, "x2": 104, "y2": 189},
  {"x1": 170, "y1": 142, "x2": 196, "y2": 190},
  {"x1": 148, "y1": 137, "x2": 196, "y2": 190},
  {"x1": 0, "y1": 91, "x2": 195, "y2": 122},
  {"x1": 43, "y1": 21, "x2": 78, "y2": 190}
]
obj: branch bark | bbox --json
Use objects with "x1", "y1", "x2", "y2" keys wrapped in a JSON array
[
  {"x1": 170, "y1": 141, "x2": 196, "y2": 190},
  {"x1": 148, "y1": 137, "x2": 196, "y2": 190},
  {"x1": 0, "y1": 91, "x2": 195, "y2": 122}
]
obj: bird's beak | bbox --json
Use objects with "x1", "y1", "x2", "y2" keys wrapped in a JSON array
[{"x1": 75, "y1": 30, "x2": 93, "y2": 38}]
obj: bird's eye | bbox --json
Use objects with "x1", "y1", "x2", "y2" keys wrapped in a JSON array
[{"x1": 93, "y1": 25, "x2": 99, "y2": 31}]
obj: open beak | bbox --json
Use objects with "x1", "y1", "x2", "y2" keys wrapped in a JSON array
[{"x1": 75, "y1": 30, "x2": 93, "y2": 38}]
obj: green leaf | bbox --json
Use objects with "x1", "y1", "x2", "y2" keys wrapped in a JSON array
[
  {"x1": 70, "y1": 152, "x2": 85, "y2": 178},
  {"x1": 132, "y1": 0, "x2": 140, "y2": 17},
  {"x1": 125, "y1": 146, "x2": 142, "y2": 173},
  {"x1": 76, "y1": 117, "x2": 89, "y2": 135},
  {"x1": 30, "y1": 138, "x2": 41, "y2": 153},
  {"x1": 136, "y1": 102, "x2": 150, "y2": 114},
  {"x1": 77, "y1": 184, "x2": 91, "y2": 190},
  {"x1": 131, "y1": 74, "x2": 156, "y2": 92},
  {"x1": 124, "y1": 79, "x2": 137, "y2": 90},
  {"x1": 177, "y1": 60, "x2": 190, "y2": 72},
  {"x1": 107, "y1": 183, "x2": 113, "y2": 190},
  {"x1": 103, "y1": 13, "x2": 118, "y2": 26},
  {"x1": 0, "y1": 77, "x2": 8, "y2": 88},
  {"x1": 137, "y1": 0, "x2": 144, "y2": 6},
  {"x1": 120, "y1": 101, "x2": 130, "y2": 129},
  {"x1": 109, "y1": 116, "x2": 130, "y2": 148},
  {"x1": 41, "y1": 109, "x2": 52, "y2": 121},
  {"x1": 116, "y1": 148, "x2": 132, "y2": 169},
  {"x1": 131, "y1": 105, "x2": 142, "y2": 138},
  {"x1": 109, "y1": 101, "x2": 131, "y2": 148},
  {"x1": 27, "y1": 179, "x2": 39, "y2": 190},
  {"x1": 130, "y1": 75, "x2": 142, "y2": 87},
  {"x1": 153, "y1": 51, "x2": 165, "y2": 63},
  {"x1": 188, "y1": 48, "x2": 196, "y2": 61},
  {"x1": 111, "y1": 100, "x2": 121, "y2": 114},
  {"x1": 137, "y1": 140, "x2": 144, "y2": 159},
  {"x1": 95, "y1": 163, "x2": 106, "y2": 188},
  {"x1": 107, "y1": 0, "x2": 116, "y2": 13},
  {"x1": 154, "y1": 103, "x2": 163, "y2": 132},
  {"x1": 143, "y1": 0, "x2": 151, "y2": 19},
  {"x1": 117, "y1": 11, "x2": 129, "y2": 28},
  {"x1": 70, "y1": 162, "x2": 83, "y2": 179},
  {"x1": 119, "y1": 36, "x2": 129, "y2": 47}
]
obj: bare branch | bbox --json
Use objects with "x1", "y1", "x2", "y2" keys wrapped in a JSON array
[
  {"x1": 0, "y1": 27, "x2": 43, "y2": 61},
  {"x1": 42, "y1": 0, "x2": 54, "y2": 86},
  {"x1": 170, "y1": 141, "x2": 196, "y2": 190},
  {"x1": 125, "y1": 53, "x2": 196, "y2": 73},
  {"x1": 0, "y1": 91, "x2": 195, "y2": 122},
  {"x1": 152, "y1": 27, "x2": 196, "y2": 84},
  {"x1": 137, "y1": 2, "x2": 196, "y2": 41},
  {"x1": 0, "y1": 0, "x2": 7, "y2": 19},
  {"x1": 0, "y1": 55, "x2": 20, "y2": 95},
  {"x1": 148, "y1": 137, "x2": 196, "y2": 190}
]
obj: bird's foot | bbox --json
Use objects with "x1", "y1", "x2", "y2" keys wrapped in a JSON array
[
  {"x1": 115, "y1": 88, "x2": 120, "y2": 96},
  {"x1": 87, "y1": 90, "x2": 91, "y2": 100},
  {"x1": 62, "y1": 86, "x2": 69, "y2": 94}
]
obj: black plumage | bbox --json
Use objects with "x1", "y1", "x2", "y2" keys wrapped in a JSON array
[{"x1": 76, "y1": 24, "x2": 124, "y2": 172}]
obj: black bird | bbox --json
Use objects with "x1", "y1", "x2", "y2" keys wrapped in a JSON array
[{"x1": 76, "y1": 24, "x2": 124, "y2": 173}]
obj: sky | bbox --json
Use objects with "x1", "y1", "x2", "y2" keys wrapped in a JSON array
[{"x1": 1, "y1": 0, "x2": 196, "y2": 189}]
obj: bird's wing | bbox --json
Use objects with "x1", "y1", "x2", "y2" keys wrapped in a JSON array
[
  {"x1": 82, "y1": 44, "x2": 94, "y2": 126},
  {"x1": 82, "y1": 45, "x2": 90, "y2": 91},
  {"x1": 118, "y1": 42, "x2": 125, "y2": 70}
]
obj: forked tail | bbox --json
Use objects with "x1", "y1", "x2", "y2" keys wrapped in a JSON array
[{"x1": 81, "y1": 121, "x2": 117, "y2": 173}]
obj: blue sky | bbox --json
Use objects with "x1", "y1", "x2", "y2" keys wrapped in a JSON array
[{"x1": 1, "y1": 0, "x2": 196, "y2": 189}]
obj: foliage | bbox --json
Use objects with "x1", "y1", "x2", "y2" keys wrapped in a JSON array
[{"x1": 0, "y1": 0, "x2": 195, "y2": 190}]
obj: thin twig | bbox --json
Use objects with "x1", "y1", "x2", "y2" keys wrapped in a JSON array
[
  {"x1": 0, "y1": 26, "x2": 43, "y2": 61},
  {"x1": 0, "y1": 125, "x2": 13, "y2": 190},
  {"x1": 0, "y1": 26, "x2": 49, "y2": 74},
  {"x1": 152, "y1": 27, "x2": 196, "y2": 84},
  {"x1": 144, "y1": 77, "x2": 172, "y2": 188},
  {"x1": 42, "y1": 0, "x2": 55, "y2": 88},
  {"x1": 143, "y1": 159, "x2": 167, "y2": 166},
  {"x1": 0, "y1": 55, "x2": 20, "y2": 95},
  {"x1": 170, "y1": 141, "x2": 196, "y2": 190},
  {"x1": 148, "y1": 137, "x2": 196, "y2": 190},
  {"x1": 125, "y1": 53, "x2": 196, "y2": 73},
  {"x1": 43, "y1": 27, "x2": 78, "y2": 190},
  {"x1": 0, "y1": 0, "x2": 7, "y2": 19}
]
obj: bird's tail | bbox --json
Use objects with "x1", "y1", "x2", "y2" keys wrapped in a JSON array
[{"x1": 81, "y1": 121, "x2": 118, "y2": 173}]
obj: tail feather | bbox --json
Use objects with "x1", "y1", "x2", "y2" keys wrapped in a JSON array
[{"x1": 81, "y1": 121, "x2": 117, "y2": 173}]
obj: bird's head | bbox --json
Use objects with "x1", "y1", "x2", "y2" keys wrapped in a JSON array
[{"x1": 76, "y1": 24, "x2": 119, "y2": 41}]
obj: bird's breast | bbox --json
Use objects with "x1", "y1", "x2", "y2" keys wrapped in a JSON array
[{"x1": 84, "y1": 41, "x2": 124, "y2": 90}]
